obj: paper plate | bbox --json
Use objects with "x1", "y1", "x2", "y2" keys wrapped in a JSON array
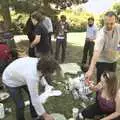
[
  {"x1": 51, "y1": 113, "x2": 67, "y2": 120},
  {"x1": 48, "y1": 90, "x2": 62, "y2": 97},
  {"x1": 0, "y1": 92, "x2": 10, "y2": 101}
]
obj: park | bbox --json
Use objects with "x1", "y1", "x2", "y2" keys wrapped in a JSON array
[{"x1": 0, "y1": 0, "x2": 120, "y2": 120}]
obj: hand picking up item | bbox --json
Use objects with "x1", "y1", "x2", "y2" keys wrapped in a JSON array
[
  {"x1": 39, "y1": 76, "x2": 62, "y2": 104},
  {"x1": 68, "y1": 73, "x2": 92, "y2": 101}
]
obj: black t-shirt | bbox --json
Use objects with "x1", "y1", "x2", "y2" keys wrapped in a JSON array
[
  {"x1": 34, "y1": 23, "x2": 50, "y2": 53},
  {"x1": 24, "y1": 18, "x2": 35, "y2": 42}
]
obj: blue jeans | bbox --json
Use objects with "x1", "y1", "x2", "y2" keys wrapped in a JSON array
[{"x1": 6, "y1": 85, "x2": 38, "y2": 120}]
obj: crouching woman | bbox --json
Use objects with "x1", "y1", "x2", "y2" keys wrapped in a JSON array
[{"x1": 77, "y1": 72, "x2": 120, "y2": 120}]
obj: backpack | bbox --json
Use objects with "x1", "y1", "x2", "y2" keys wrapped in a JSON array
[{"x1": 0, "y1": 43, "x2": 12, "y2": 61}]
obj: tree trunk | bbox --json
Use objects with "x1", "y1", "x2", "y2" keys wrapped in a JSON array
[
  {"x1": 0, "y1": 0, "x2": 11, "y2": 31},
  {"x1": 43, "y1": 0, "x2": 49, "y2": 7}
]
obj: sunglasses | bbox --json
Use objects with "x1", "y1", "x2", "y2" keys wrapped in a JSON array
[{"x1": 103, "y1": 72, "x2": 110, "y2": 80}]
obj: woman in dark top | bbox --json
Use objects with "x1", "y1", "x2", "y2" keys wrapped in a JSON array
[
  {"x1": 77, "y1": 72, "x2": 120, "y2": 120},
  {"x1": 24, "y1": 16, "x2": 36, "y2": 57},
  {"x1": 30, "y1": 11, "x2": 50, "y2": 57}
]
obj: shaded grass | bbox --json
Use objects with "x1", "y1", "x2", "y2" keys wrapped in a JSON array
[{"x1": 3, "y1": 32, "x2": 120, "y2": 119}]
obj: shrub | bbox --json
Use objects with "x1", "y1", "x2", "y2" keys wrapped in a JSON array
[{"x1": 59, "y1": 10, "x2": 94, "y2": 32}]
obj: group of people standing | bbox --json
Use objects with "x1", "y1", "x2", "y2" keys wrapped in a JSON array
[
  {"x1": 25, "y1": 11, "x2": 69, "y2": 63},
  {"x1": 1, "y1": 10, "x2": 120, "y2": 120}
]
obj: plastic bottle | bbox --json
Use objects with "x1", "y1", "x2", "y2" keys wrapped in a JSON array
[
  {"x1": 5, "y1": 108, "x2": 12, "y2": 114},
  {"x1": 0, "y1": 103, "x2": 5, "y2": 119},
  {"x1": 72, "y1": 90, "x2": 79, "y2": 100}
]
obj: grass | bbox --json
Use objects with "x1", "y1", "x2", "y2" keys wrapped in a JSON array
[{"x1": 3, "y1": 32, "x2": 120, "y2": 120}]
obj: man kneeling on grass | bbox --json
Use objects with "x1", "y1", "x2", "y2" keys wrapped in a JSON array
[{"x1": 2, "y1": 56, "x2": 61, "y2": 120}]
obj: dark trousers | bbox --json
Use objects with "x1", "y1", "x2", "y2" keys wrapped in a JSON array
[
  {"x1": 81, "y1": 102, "x2": 105, "y2": 119},
  {"x1": 96, "y1": 62, "x2": 117, "y2": 83},
  {"x1": 82, "y1": 40, "x2": 94, "y2": 65},
  {"x1": 6, "y1": 85, "x2": 38, "y2": 120},
  {"x1": 28, "y1": 47, "x2": 36, "y2": 57},
  {"x1": 55, "y1": 39, "x2": 67, "y2": 63},
  {"x1": 48, "y1": 33, "x2": 53, "y2": 54},
  {"x1": 81, "y1": 102, "x2": 120, "y2": 120},
  {"x1": 28, "y1": 37, "x2": 36, "y2": 57}
]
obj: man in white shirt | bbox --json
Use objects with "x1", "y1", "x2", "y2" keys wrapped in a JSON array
[
  {"x1": 2, "y1": 56, "x2": 61, "y2": 120},
  {"x1": 81, "y1": 17, "x2": 97, "y2": 70}
]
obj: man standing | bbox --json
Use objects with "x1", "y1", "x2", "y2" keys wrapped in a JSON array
[
  {"x1": 55, "y1": 15, "x2": 69, "y2": 63},
  {"x1": 85, "y1": 11, "x2": 120, "y2": 83},
  {"x1": 31, "y1": 12, "x2": 50, "y2": 57},
  {"x1": 42, "y1": 15, "x2": 53, "y2": 55},
  {"x1": 81, "y1": 17, "x2": 97, "y2": 66},
  {"x1": 2, "y1": 56, "x2": 61, "y2": 120}
]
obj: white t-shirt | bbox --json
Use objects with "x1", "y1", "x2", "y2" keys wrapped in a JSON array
[{"x1": 2, "y1": 57, "x2": 45, "y2": 116}]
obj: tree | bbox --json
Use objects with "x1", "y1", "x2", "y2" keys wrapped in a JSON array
[
  {"x1": 0, "y1": 0, "x2": 89, "y2": 31},
  {"x1": 113, "y1": 3, "x2": 120, "y2": 15},
  {"x1": 0, "y1": 0, "x2": 11, "y2": 31}
]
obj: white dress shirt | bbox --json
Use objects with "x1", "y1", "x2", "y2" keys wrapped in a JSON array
[
  {"x1": 2, "y1": 57, "x2": 46, "y2": 116},
  {"x1": 86, "y1": 25, "x2": 97, "y2": 40}
]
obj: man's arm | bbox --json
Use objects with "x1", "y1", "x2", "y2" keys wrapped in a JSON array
[
  {"x1": 26, "y1": 77, "x2": 46, "y2": 116},
  {"x1": 88, "y1": 80, "x2": 103, "y2": 91},
  {"x1": 31, "y1": 25, "x2": 42, "y2": 48},
  {"x1": 26, "y1": 77, "x2": 54, "y2": 120},
  {"x1": 47, "y1": 17, "x2": 53, "y2": 33},
  {"x1": 31, "y1": 35, "x2": 41, "y2": 48},
  {"x1": 85, "y1": 28, "x2": 105, "y2": 80},
  {"x1": 86, "y1": 50, "x2": 101, "y2": 78},
  {"x1": 93, "y1": 26, "x2": 97, "y2": 40},
  {"x1": 64, "y1": 22, "x2": 69, "y2": 33}
]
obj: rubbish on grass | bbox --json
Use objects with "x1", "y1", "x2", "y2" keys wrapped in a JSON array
[
  {"x1": 0, "y1": 103, "x2": 5, "y2": 119},
  {"x1": 24, "y1": 100, "x2": 30, "y2": 106},
  {"x1": 51, "y1": 113, "x2": 67, "y2": 120},
  {"x1": 68, "y1": 73, "x2": 92, "y2": 101},
  {"x1": 0, "y1": 92, "x2": 10, "y2": 101},
  {"x1": 5, "y1": 107, "x2": 12, "y2": 114},
  {"x1": 60, "y1": 63, "x2": 81, "y2": 76},
  {"x1": 72, "y1": 108, "x2": 79, "y2": 119}
]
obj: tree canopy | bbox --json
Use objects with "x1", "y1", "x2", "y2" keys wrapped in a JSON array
[{"x1": 0, "y1": 0, "x2": 88, "y2": 31}]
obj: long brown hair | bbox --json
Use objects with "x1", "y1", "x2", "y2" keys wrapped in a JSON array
[{"x1": 102, "y1": 71, "x2": 119, "y2": 99}]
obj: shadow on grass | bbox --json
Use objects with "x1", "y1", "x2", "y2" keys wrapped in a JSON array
[
  {"x1": 5, "y1": 40, "x2": 120, "y2": 119},
  {"x1": 16, "y1": 40, "x2": 84, "y2": 64}
]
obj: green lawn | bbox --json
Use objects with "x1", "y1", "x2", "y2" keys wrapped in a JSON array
[{"x1": 3, "y1": 32, "x2": 120, "y2": 120}]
